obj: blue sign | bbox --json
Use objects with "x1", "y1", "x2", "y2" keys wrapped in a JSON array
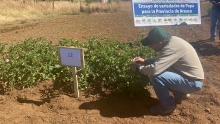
[
  {"x1": 132, "y1": 0, "x2": 201, "y2": 26},
  {"x1": 134, "y1": 3, "x2": 198, "y2": 15}
]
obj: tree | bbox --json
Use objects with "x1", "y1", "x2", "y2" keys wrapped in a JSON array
[
  {"x1": 85, "y1": 0, "x2": 93, "y2": 8},
  {"x1": 34, "y1": 0, "x2": 37, "y2": 5},
  {"x1": 108, "y1": 0, "x2": 112, "y2": 12},
  {"x1": 52, "y1": 0, "x2": 54, "y2": 9},
  {"x1": 80, "y1": 0, "x2": 83, "y2": 12}
]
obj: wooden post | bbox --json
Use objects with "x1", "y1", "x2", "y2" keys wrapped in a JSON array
[
  {"x1": 80, "y1": 0, "x2": 83, "y2": 12},
  {"x1": 72, "y1": 66, "x2": 79, "y2": 98},
  {"x1": 57, "y1": 46, "x2": 86, "y2": 98},
  {"x1": 52, "y1": 0, "x2": 55, "y2": 9}
]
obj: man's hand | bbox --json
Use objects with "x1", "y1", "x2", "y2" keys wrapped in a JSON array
[
  {"x1": 133, "y1": 57, "x2": 145, "y2": 64},
  {"x1": 130, "y1": 63, "x2": 139, "y2": 72}
]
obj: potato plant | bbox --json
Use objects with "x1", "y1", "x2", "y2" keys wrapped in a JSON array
[
  {"x1": 0, "y1": 37, "x2": 157, "y2": 96},
  {"x1": 57, "y1": 37, "x2": 157, "y2": 95},
  {"x1": 0, "y1": 37, "x2": 59, "y2": 90}
]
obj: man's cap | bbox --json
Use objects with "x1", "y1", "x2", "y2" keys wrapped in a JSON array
[{"x1": 141, "y1": 27, "x2": 167, "y2": 46}]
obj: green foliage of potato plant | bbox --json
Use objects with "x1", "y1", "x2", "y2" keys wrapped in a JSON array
[
  {"x1": 57, "y1": 37, "x2": 156, "y2": 95},
  {"x1": 0, "y1": 37, "x2": 157, "y2": 96},
  {"x1": 0, "y1": 37, "x2": 59, "y2": 90}
]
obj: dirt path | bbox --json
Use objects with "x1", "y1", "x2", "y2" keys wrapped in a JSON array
[{"x1": 0, "y1": 1, "x2": 220, "y2": 124}]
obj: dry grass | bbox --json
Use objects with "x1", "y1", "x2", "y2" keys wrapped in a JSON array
[{"x1": 0, "y1": 0, "x2": 131, "y2": 25}]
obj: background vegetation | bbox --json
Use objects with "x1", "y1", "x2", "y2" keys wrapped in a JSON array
[{"x1": 0, "y1": 0, "x2": 128, "y2": 25}]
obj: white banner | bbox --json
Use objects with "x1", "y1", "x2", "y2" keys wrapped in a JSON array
[{"x1": 132, "y1": 0, "x2": 201, "y2": 27}]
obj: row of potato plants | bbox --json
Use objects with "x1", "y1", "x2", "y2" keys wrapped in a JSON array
[{"x1": 0, "y1": 37, "x2": 157, "y2": 96}]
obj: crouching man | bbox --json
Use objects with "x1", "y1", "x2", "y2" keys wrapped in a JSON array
[{"x1": 130, "y1": 27, "x2": 204, "y2": 115}]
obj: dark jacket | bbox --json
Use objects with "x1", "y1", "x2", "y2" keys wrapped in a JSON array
[{"x1": 210, "y1": 0, "x2": 220, "y2": 10}]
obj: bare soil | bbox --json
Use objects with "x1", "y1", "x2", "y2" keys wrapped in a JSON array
[{"x1": 0, "y1": 1, "x2": 220, "y2": 124}]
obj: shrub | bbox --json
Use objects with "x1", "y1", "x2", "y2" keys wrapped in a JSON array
[
  {"x1": 0, "y1": 37, "x2": 157, "y2": 96},
  {"x1": 56, "y1": 37, "x2": 156, "y2": 95},
  {"x1": 0, "y1": 37, "x2": 58, "y2": 90}
]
